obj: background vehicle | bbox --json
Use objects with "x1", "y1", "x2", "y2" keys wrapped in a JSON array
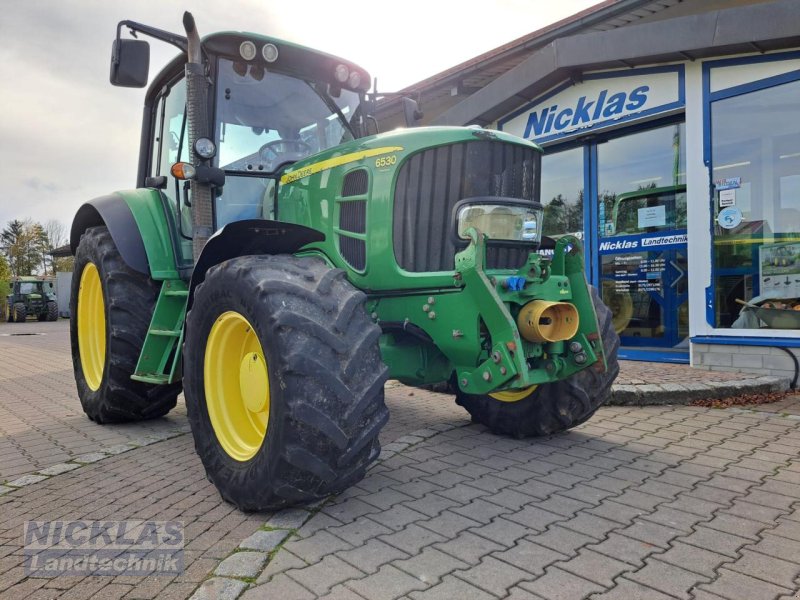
[
  {"x1": 5, "y1": 277, "x2": 58, "y2": 323},
  {"x1": 69, "y1": 13, "x2": 619, "y2": 511}
]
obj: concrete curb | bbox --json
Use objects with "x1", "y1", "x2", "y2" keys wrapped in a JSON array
[{"x1": 607, "y1": 375, "x2": 790, "y2": 406}]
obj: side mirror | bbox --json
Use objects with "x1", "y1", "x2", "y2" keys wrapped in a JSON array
[
  {"x1": 110, "y1": 39, "x2": 150, "y2": 88},
  {"x1": 402, "y1": 97, "x2": 424, "y2": 128}
]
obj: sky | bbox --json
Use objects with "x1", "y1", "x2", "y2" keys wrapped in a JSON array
[{"x1": 0, "y1": 0, "x2": 601, "y2": 234}]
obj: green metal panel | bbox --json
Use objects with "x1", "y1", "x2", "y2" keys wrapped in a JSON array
[{"x1": 117, "y1": 188, "x2": 181, "y2": 280}]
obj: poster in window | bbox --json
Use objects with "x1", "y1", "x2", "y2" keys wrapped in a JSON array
[{"x1": 759, "y1": 242, "x2": 800, "y2": 299}]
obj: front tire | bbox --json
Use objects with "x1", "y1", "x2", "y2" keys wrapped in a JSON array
[
  {"x1": 13, "y1": 303, "x2": 26, "y2": 322},
  {"x1": 6, "y1": 302, "x2": 14, "y2": 323},
  {"x1": 456, "y1": 286, "x2": 620, "y2": 438},
  {"x1": 70, "y1": 226, "x2": 180, "y2": 423},
  {"x1": 47, "y1": 301, "x2": 58, "y2": 321},
  {"x1": 184, "y1": 255, "x2": 389, "y2": 511}
]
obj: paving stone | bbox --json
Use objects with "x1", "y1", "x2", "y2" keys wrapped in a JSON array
[
  {"x1": 338, "y1": 539, "x2": 410, "y2": 575},
  {"x1": 318, "y1": 584, "x2": 368, "y2": 600},
  {"x1": 371, "y1": 504, "x2": 429, "y2": 531},
  {"x1": 402, "y1": 493, "x2": 460, "y2": 518},
  {"x1": 330, "y1": 516, "x2": 392, "y2": 546},
  {"x1": 726, "y1": 548, "x2": 800, "y2": 589},
  {"x1": 641, "y1": 506, "x2": 707, "y2": 533},
  {"x1": 407, "y1": 574, "x2": 493, "y2": 600},
  {"x1": 417, "y1": 510, "x2": 481, "y2": 538},
  {"x1": 770, "y1": 519, "x2": 800, "y2": 542},
  {"x1": 451, "y1": 498, "x2": 511, "y2": 525},
  {"x1": 238, "y1": 529, "x2": 290, "y2": 552},
  {"x1": 589, "y1": 578, "x2": 678, "y2": 600},
  {"x1": 745, "y1": 532, "x2": 800, "y2": 563},
  {"x1": 559, "y1": 512, "x2": 620, "y2": 541},
  {"x1": 506, "y1": 505, "x2": 563, "y2": 532},
  {"x1": 392, "y1": 546, "x2": 468, "y2": 586},
  {"x1": 256, "y1": 548, "x2": 307, "y2": 583},
  {"x1": 322, "y1": 499, "x2": 378, "y2": 524},
  {"x1": 379, "y1": 523, "x2": 447, "y2": 555},
  {"x1": 214, "y1": 551, "x2": 268, "y2": 578},
  {"x1": 530, "y1": 524, "x2": 598, "y2": 557},
  {"x1": 680, "y1": 527, "x2": 751, "y2": 562},
  {"x1": 587, "y1": 533, "x2": 655, "y2": 567},
  {"x1": 242, "y1": 573, "x2": 314, "y2": 599},
  {"x1": 520, "y1": 566, "x2": 604, "y2": 600},
  {"x1": 433, "y1": 531, "x2": 505, "y2": 565},
  {"x1": 698, "y1": 567, "x2": 792, "y2": 600},
  {"x1": 618, "y1": 519, "x2": 682, "y2": 549},
  {"x1": 6, "y1": 474, "x2": 47, "y2": 487},
  {"x1": 454, "y1": 555, "x2": 531, "y2": 596},
  {"x1": 558, "y1": 548, "x2": 631, "y2": 587},
  {"x1": 345, "y1": 564, "x2": 428, "y2": 600},
  {"x1": 266, "y1": 508, "x2": 311, "y2": 530},
  {"x1": 189, "y1": 577, "x2": 249, "y2": 600},
  {"x1": 468, "y1": 516, "x2": 531, "y2": 548},
  {"x1": 702, "y1": 513, "x2": 768, "y2": 541},
  {"x1": 492, "y1": 538, "x2": 567, "y2": 575},
  {"x1": 35, "y1": 462, "x2": 81, "y2": 476},
  {"x1": 627, "y1": 557, "x2": 710, "y2": 599},
  {"x1": 0, "y1": 485, "x2": 14, "y2": 496},
  {"x1": 656, "y1": 541, "x2": 731, "y2": 577},
  {"x1": 283, "y1": 530, "x2": 354, "y2": 565},
  {"x1": 285, "y1": 555, "x2": 365, "y2": 596}
]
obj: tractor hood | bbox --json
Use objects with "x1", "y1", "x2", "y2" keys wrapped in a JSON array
[{"x1": 279, "y1": 126, "x2": 541, "y2": 186}]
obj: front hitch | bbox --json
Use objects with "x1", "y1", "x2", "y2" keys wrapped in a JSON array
[{"x1": 453, "y1": 229, "x2": 604, "y2": 396}]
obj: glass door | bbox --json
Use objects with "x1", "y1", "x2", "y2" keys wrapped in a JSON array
[
  {"x1": 596, "y1": 123, "x2": 688, "y2": 350},
  {"x1": 540, "y1": 121, "x2": 689, "y2": 358}
]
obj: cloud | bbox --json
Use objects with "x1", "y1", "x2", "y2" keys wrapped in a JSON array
[{"x1": 0, "y1": 0, "x2": 600, "y2": 230}]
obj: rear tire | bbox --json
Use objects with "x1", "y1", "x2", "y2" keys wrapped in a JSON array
[
  {"x1": 47, "y1": 301, "x2": 58, "y2": 321},
  {"x1": 184, "y1": 255, "x2": 389, "y2": 511},
  {"x1": 455, "y1": 286, "x2": 619, "y2": 438},
  {"x1": 13, "y1": 303, "x2": 26, "y2": 323},
  {"x1": 70, "y1": 226, "x2": 180, "y2": 423}
]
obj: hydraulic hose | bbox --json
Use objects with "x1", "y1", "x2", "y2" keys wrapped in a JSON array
[{"x1": 775, "y1": 346, "x2": 799, "y2": 390}]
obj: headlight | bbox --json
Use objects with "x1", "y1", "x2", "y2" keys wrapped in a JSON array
[
  {"x1": 194, "y1": 137, "x2": 216, "y2": 160},
  {"x1": 239, "y1": 41, "x2": 257, "y2": 61},
  {"x1": 334, "y1": 64, "x2": 349, "y2": 83},
  {"x1": 262, "y1": 43, "x2": 279, "y2": 63},
  {"x1": 457, "y1": 203, "x2": 544, "y2": 244}
]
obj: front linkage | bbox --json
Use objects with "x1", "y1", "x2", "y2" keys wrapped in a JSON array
[{"x1": 372, "y1": 231, "x2": 607, "y2": 396}]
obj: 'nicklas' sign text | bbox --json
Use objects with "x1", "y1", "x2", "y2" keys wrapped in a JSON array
[{"x1": 498, "y1": 67, "x2": 684, "y2": 144}]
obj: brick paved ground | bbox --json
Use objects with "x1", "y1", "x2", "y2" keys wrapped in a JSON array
[
  {"x1": 0, "y1": 321, "x2": 188, "y2": 482},
  {"x1": 238, "y1": 403, "x2": 800, "y2": 600},
  {"x1": 2, "y1": 319, "x2": 800, "y2": 599}
]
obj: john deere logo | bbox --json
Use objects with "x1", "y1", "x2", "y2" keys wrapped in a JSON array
[{"x1": 523, "y1": 86, "x2": 650, "y2": 139}]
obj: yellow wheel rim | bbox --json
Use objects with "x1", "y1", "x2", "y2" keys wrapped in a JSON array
[
  {"x1": 204, "y1": 311, "x2": 270, "y2": 462},
  {"x1": 489, "y1": 385, "x2": 537, "y2": 402},
  {"x1": 77, "y1": 263, "x2": 106, "y2": 391}
]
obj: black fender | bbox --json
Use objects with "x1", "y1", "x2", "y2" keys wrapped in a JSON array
[
  {"x1": 188, "y1": 219, "x2": 325, "y2": 309},
  {"x1": 70, "y1": 194, "x2": 149, "y2": 275}
]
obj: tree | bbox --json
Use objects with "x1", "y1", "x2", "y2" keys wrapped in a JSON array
[
  {"x1": 42, "y1": 220, "x2": 72, "y2": 275},
  {"x1": 1, "y1": 219, "x2": 43, "y2": 277}
]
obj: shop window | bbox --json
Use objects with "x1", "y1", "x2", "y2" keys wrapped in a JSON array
[
  {"x1": 540, "y1": 147, "x2": 584, "y2": 241},
  {"x1": 711, "y1": 78, "x2": 800, "y2": 329}
]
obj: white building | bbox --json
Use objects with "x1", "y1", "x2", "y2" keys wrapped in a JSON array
[{"x1": 381, "y1": 0, "x2": 800, "y2": 381}]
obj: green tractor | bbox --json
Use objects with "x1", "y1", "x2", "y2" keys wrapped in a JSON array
[
  {"x1": 6, "y1": 277, "x2": 59, "y2": 323},
  {"x1": 69, "y1": 13, "x2": 619, "y2": 511}
]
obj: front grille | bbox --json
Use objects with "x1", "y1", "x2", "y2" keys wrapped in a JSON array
[{"x1": 393, "y1": 140, "x2": 539, "y2": 272}]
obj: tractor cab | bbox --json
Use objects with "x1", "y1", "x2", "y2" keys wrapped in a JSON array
[{"x1": 111, "y1": 20, "x2": 373, "y2": 269}]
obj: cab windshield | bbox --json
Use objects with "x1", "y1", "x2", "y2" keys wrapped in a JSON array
[{"x1": 215, "y1": 57, "x2": 361, "y2": 174}]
